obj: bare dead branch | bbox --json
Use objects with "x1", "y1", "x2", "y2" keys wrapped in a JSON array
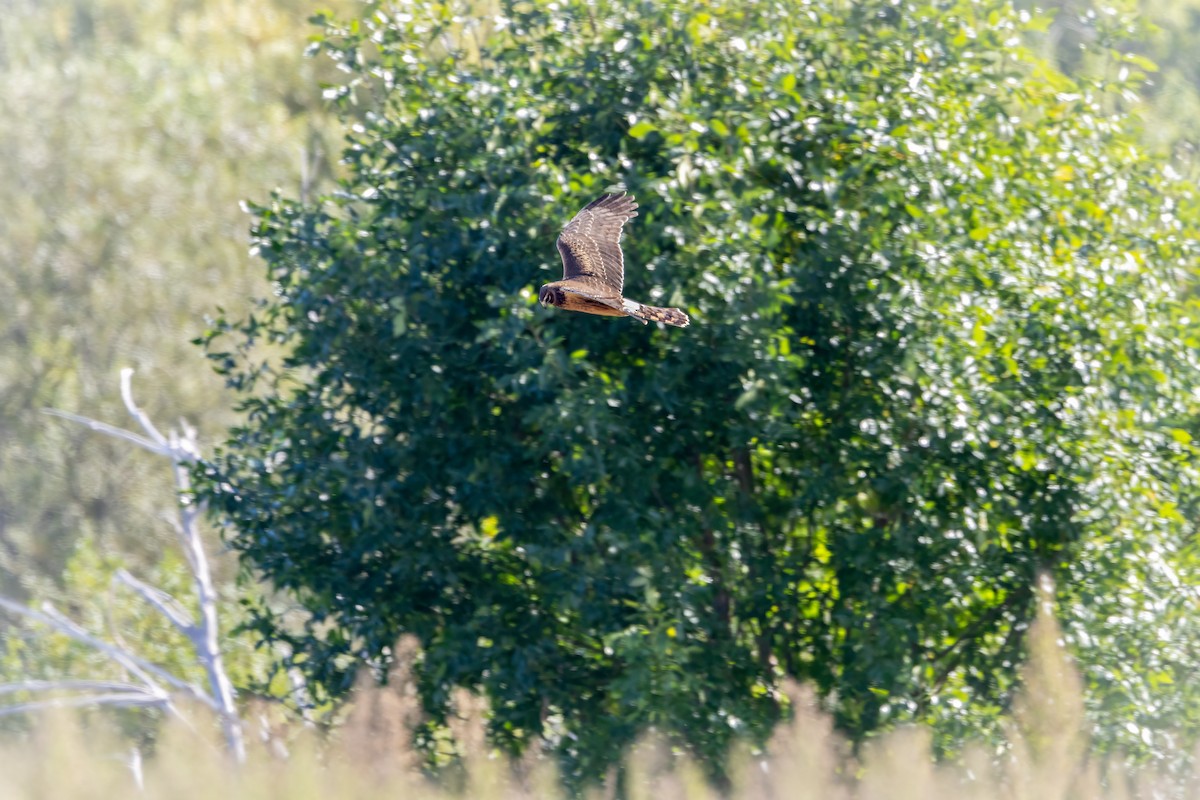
[
  {"x1": 287, "y1": 667, "x2": 318, "y2": 727},
  {"x1": 11, "y1": 369, "x2": 246, "y2": 763},
  {"x1": 113, "y1": 569, "x2": 197, "y2": 638},
  {"x1": 128, "y1": 369, "x2": 244, "y2": 761},
  {"x1": 170, "y1": 453, "x2": 244, "y2": 762},
  {"x1": 0, "y1": 693, "x2": 169, "y2": 717},
  {"x1": 172, "y1": 419, "x2": 201, "y2": 462},
  {"x1": 0, "y1": 596, "x2": 218, "y2": 712},
  {"x1": 0, "y1": 680, "x2": 149, "y2": 697},
  {"x1": 119, "y1": 367, "x2": 169, "y2": 450},
  {"x1": 41, "y1": 409, "x2": 169, "y2": 457},
  {"x1": 128, "y1": 746, "x2": 144, "y2": 792}
]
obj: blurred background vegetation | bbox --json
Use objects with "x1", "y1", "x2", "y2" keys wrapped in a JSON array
[
  {"x1": 2, "y1": 596, "x2": 1192, "y2": 799},
  {"x1": 3, "y1": 0, "x2": 1200, "y2": 795},
  {"x1": 0, "y1": 0, "x2": 351, "y2": 594},
  {"x1": 0, "y1": 0, "x2": 355, "y2": 744}
]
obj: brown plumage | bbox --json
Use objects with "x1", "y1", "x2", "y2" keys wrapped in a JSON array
[{"x1": 538, "y1": 193, "x2": 690, "y2": 328}]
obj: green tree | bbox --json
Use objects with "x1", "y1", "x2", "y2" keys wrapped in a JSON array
[{"x1": 199, "y1": 0, "x2": 1200, "y2": 784}]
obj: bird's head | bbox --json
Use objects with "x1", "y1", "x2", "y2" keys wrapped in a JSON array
[{"x1": 538, "y1": 285, "x2": 561, "y2": 307}]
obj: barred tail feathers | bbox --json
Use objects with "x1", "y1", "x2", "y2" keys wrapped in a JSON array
[{"x1": 623, "y1": 298, "x2": 690, "y2": 328}]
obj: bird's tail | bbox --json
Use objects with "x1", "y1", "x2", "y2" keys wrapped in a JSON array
[{"x1": 624, "y1": 300, "x2": 690, "y2": 328}]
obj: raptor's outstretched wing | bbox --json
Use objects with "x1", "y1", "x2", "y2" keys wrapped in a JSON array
[{"x1": 555, "y1": 193, "x2": 639, "y2": 295}]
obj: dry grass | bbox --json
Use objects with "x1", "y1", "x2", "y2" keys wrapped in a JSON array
[{"x1": 0, "y1": 602, "x2": 1193, "y2": 800}]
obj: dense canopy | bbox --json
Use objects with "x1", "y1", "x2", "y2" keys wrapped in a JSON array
[{"x1": 199, "y1": 0, "x2": 1200, "y2": 784}]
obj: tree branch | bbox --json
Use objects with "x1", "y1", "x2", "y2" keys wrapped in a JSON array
[
  {"x1": 0, "y1": 596, "x2": 216, "y2": 712},
  {"x1": 40, "y1": 409, "x2": 169, "y2": 457},
  {"x1": 17, "y1": 369, "x2": 245, "y2": 763},
  {"x1": 0, "y1": 680, "x2": 150, "y2": 696},
  {"x1": 172, "y1": 455, "x2": 244, "y2": 761},
  {"x1": 0, "y1": 693, "x2": 169, "y2": 718},
  {"x1": 113, "y1": 569, "x2": 197, "y2": 638},
  {"x1": 119, "y1": 367, "x2": 169, "y2": 450}
]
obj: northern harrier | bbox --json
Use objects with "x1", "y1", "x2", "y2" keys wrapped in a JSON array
[{"x1": 538, "y1": 193, "x2": 690, "y2": 327}]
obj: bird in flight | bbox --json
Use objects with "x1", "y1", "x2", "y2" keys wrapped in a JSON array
[{"x1": 538, "y1": 193, "x2": 690, "y2": 327}]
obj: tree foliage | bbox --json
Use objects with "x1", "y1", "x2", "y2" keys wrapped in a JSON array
[{"x1": 199, "y1": 0, "x2": 1200, "y2": 784}]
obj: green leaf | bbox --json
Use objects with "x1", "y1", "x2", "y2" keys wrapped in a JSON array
[
  {"x1": 1122, "y1": 53, "x2": 1159, "y2": 73},
  {"x1": 628, "y1": 120, "x2": 656, "y2": 139}
]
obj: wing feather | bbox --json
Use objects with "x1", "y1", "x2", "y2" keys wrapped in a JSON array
[
  {"x1": 559, "y1": 280, "x2": 623, "y2": 310},
  {"x1": 556, "y1": 193, "x2": 638, "y2": 294}
]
